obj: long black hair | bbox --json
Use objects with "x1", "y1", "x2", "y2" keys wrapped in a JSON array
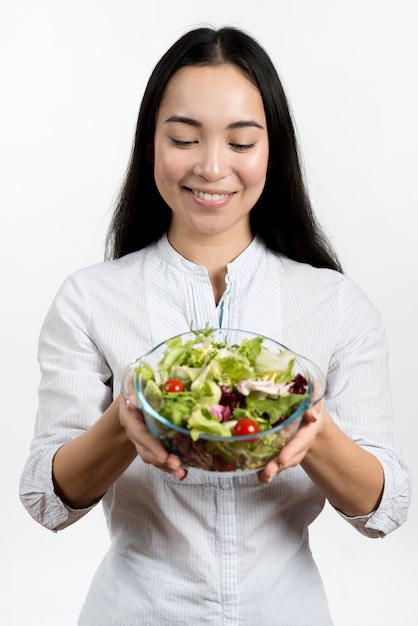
[{"x1": 105, "y1": 26, "x2": 342, "y2": 273}]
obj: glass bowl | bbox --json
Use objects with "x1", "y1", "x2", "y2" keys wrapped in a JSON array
[{"x1": 122, "y1": 328, "x2": 326, "y2": 473}]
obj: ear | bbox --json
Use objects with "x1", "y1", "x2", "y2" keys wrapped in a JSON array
[{"x1": 146, "y1": 143, "x2": 154, "y2": 163}]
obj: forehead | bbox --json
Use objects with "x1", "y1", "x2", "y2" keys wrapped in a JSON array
[{"x1": 158, "y1": 64, "x2": 266, "y2": 122}]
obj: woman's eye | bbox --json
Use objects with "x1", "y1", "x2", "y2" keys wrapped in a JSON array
[
  {"x1": 230, "y1": 143, "x2": 255, "y2": 151},
  {"x1": 171, "y1": 139, "x2": 197, "y2": 148}
]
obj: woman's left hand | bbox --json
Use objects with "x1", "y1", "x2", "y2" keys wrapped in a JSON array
[{"x1": 257, "y1": 402, "x2": 324, "y2": 484}]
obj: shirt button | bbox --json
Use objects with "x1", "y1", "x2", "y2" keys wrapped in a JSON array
[{"x1": 221, "y1": 482, "x2": 230, "y2": 490}]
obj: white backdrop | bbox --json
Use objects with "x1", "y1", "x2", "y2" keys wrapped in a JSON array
[{"x1": 1, "y1": 1, "x2": 417, "y2": 624}]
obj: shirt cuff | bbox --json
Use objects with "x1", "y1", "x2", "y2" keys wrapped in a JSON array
[
  {"x1": 334, "y1": 451, "x2": 411, "y2": 538},
  {"x1": 20, "y1": 443, "x2": 100, "y2": 532}
]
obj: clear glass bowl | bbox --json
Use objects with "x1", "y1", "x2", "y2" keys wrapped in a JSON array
[{"x1": 122, "y1": 329, "x2": 326, "y2": 473}]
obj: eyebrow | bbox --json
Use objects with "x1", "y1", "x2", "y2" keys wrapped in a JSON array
[{"x1": 163, "y1": 115, "x2": 264, "y2": 130}]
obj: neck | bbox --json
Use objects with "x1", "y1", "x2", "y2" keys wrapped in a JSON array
[
  {"x1": 167, "y1": 218, "x2": 253, "y2": 266},
  {"x1": 168, "y1": 232, "x2": 252, "y2": 269}
]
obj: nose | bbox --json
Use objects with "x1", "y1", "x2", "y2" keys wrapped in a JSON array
[{"x1": 192, "y1": 142, "x2": 230, "y2": 180}]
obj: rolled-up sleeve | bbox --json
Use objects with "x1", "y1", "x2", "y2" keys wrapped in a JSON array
[
  {"x1": 335, "y1": 447, "x2": 411, "y2": 537},
  {"x1": 19, "y1": 273, "x2": 112, "y2": 531},
  {"x1": 324, "y1": 277, "x2": 411, "y2": 537},
  {"x1": 19, "y1": 435, "x2": 102, "y2": 531}
]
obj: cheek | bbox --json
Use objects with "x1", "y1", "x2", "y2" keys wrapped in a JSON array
[
  {"x1": 154, "y1": 152, "x2": 180, "y2": 186},
  {"x1": 153, "y1": 135, "x2": 189, "y2": 186},
  {"x1": 241, "y1": 153, "x2": 269, "y2": 187}
]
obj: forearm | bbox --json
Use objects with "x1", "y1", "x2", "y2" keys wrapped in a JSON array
[
  {"x1": 301, "y1": 412, "x2": 384, "y2": 517},
  {"x1": 52, "y1": 396, "x2": 137, "y2": 509}
]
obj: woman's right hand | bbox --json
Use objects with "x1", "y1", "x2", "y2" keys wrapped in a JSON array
[{"x1": 118, "y1": 394, "x2": 187, "y2": 480}]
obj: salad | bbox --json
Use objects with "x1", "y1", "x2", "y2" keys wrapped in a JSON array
[{"x1": 132, "y1": 328, "x2": 311, "y2": 471}]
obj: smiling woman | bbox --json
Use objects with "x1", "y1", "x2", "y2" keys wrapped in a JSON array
[
  {"x1": 19, "y1": 24, "x2": 411, "y2": 626},
  {"x1": 153, "y1": 63, "x2": 270, "y2": 299}
]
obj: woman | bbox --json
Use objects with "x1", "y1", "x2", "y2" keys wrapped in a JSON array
[{"x1": 20, "y1": 26, "x2": 411, "y2": 625}]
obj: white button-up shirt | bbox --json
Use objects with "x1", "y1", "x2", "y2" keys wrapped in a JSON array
[{"x1": 20, "y1": 236, "x2": 411, "y2": 625}]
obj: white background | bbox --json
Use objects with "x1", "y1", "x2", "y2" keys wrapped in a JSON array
[{"x1": 1, "y1": 1, "x2": 417, "y2": 624}]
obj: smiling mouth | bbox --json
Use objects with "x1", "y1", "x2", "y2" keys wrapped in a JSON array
[{"x1": 191, "y1": 188, "x2": 230, "y2": 202}]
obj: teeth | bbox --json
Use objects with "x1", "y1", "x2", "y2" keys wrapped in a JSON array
[{"x1": 192, "y1": 189, "x2": 228, "y2": 202}]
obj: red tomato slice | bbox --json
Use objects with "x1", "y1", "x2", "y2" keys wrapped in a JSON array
[
  {"x1": 232, "y1": 418, "x2": 260, "y2": 442},
  {"x1": 162, "y1": 378, "x2": 185, "y2": 393}
]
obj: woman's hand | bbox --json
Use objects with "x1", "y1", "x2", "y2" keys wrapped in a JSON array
[
  {"x1": 119, "y1": 395, "x2": 187, "y2": 480},
  {"x1": 257, "y1": 402, "x2": 324, "y2": 485},
  {"x1": 257, "y1": 399, "x2": 384, "y2": 516}
]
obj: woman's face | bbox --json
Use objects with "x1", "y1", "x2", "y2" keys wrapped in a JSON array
[{"x1": 153, "y1": 64, "x2": 269, "y2": 241}]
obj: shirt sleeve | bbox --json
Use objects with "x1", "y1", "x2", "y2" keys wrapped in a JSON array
[
  {"x1": 19, "y1": 272, "x2": 113, "y2": 531},
  {"x1": 325, "y1": 277, "x2": 411, "y2": 538}
]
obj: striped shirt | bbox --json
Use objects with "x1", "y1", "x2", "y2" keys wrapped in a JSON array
[{"x1": 19, "y1": 235, "x2": 411, "y2": 625}]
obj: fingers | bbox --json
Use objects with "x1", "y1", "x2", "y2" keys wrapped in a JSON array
[
  {"x1": 258, "y1": 407, "x2": 322, "y2": 484},
  {"x1": 119, "y1": 396, "x2": 187, "y2": 480}
]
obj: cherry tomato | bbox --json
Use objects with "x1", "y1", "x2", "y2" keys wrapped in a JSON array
[
  {"x1": 232, "y1": 418, "x2": 260, "y2": 442},
  {"x1": 162, "y1": 378, "x2": 185, "y2": 393}
]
